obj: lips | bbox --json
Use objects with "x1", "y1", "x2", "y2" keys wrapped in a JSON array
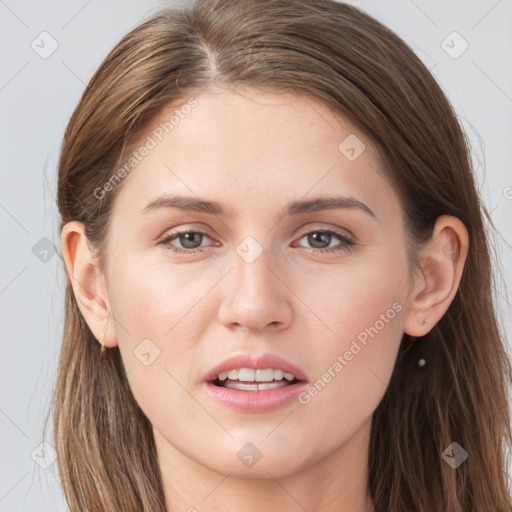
[
  {"x1": 203, "y1": 352, "x2": 309, "y2": 413},
  {"x1": 203, "y1": 352, "x2": 308, "y2": 384}
]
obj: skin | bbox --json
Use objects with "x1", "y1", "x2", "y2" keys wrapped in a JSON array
[{"x1": 61, "y1": 87, "x2": 468, "y2": 512}]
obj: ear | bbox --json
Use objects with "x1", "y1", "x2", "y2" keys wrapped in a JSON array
[
  {"x1": 403, "y1": 215, "x2": 469, "y2": 336},
  {"x1": 60, "y1": 221, "x2": 117, "y2": 348}
]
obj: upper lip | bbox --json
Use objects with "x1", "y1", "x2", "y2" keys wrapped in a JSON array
[{"x1": 204, "y1": 353, "x2": 308, "y2": 382}]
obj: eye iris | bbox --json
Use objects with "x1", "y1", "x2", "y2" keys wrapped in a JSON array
[
  {"x1": 308, "y1": 232, "x2": 330, "y2": 248},
  {"x1": 180, "y1": 232, "x2": 202, "y2": 248},
  {"x1": 169, "y1": 230, "x2": 345, "y2": 252}
]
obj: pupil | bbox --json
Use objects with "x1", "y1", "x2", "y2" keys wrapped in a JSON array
[
  {"x1": 309, "y1": 232, "x2": 329, "y2": 248},
  {"x1": 181, "y1": 232, "x2": 331, "y2": 250},
  {"x1": 182, "y1": 233, "x2": 201, "y2": 248}
]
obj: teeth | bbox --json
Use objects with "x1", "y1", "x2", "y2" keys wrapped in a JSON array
[
  {"x1": 238, "y1": 368, "x2": 256, "y2": 381},
  {"x1": 216, "y1": 368, "x2": 296, "y2": 382},
  {"x1": 255, "y1": 369, "x2": 274, "y2": 381},
  {"x1": 224, "y1": 380, "x2": 291, "y2": 391}
]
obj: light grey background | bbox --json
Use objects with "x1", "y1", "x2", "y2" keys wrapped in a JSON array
[{"x1": 1, "y1": 0, "x2": 511, "y2": 510}]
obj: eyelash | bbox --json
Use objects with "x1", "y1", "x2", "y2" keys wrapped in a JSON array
[{"x1": 157, "y1": 227, "x2": 356, "y2": 255}]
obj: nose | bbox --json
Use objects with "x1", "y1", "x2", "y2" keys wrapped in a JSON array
[{"x1": 217, "y1": 246, "x2": 293, "y2": 332}]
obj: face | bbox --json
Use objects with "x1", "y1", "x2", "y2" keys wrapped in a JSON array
[{"x1": 102, "y1": 88, "x2": 412, "y2": 479}]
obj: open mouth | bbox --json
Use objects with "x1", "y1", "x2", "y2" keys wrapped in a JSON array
[
  {"x1": 204, "y1": 365, "x2": 308, "y2": 412},
  {"x1": 210, "y1": 376, "x2": 301, "y2": 391},
  {"x1": 209, "y1": 367, "x2": 304, "y2": 391}
]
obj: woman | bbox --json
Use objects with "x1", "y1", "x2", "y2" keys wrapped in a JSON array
[{"x1": 47, "y1": 0, "x2": 512, "y2": 510}]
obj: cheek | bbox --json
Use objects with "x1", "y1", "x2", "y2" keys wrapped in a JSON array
[
  {"x1": 105, "y1": 253, "x2": 215, "y2": 397},
  {"x1": 295, "y1": 296, "x2": 404, "y2": 456},
  {"x1": 295, "y1": 249, "x2": 406, "y2": 421},
  {"x1": 107, "y1": 253, "x2": 200, "y2": 339}
]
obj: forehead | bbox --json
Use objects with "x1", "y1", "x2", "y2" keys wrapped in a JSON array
[{"x1": 113, "y1": 88, "x2": 395, "y2": 219}]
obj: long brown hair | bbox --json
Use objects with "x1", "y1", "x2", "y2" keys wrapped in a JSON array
[{"x1": 46, "y1": 0, "x2": 512, "y2": 510}]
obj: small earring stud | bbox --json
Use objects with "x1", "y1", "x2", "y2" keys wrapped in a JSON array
[
  {"x1": 422, "y1": 319, "x2": 428, "y2": 326},
  {"x1": 99, "y1": 332, "x2": 106, "y2": 353}
]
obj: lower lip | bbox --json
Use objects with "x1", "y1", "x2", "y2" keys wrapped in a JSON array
[{"x1": 204, "y1": 381, "x2": 309, "y2": 412}]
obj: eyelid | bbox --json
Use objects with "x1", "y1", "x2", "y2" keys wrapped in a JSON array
[
  {"x1": 156, "y1": 226, "x2": 213, "y2": 246},
  {"x1": 294, "y1": 223, "x2": 355, "y2": 241},
  {"x1": 158, "y1": 222, "x2": 355, "y2": 239},
  {"x1": 157, "y1": 223, "x2": 357, "y2": 254}
]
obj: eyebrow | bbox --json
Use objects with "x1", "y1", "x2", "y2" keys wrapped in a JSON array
[{"x1": 141, "y1": 193, "x2": 376, "y2": 218}]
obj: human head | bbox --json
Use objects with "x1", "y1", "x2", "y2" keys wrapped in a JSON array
[{"x1": 50, "y1": 1, "x2": 512, "y2": 511}]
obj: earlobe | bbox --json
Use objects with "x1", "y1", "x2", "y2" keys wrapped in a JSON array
[
  {"x1": 60, "y1": 221, "x2": 116, "y2": 348},
  {"x1": 403, "y1": 215, "x2": 469, "y2": 337}
]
